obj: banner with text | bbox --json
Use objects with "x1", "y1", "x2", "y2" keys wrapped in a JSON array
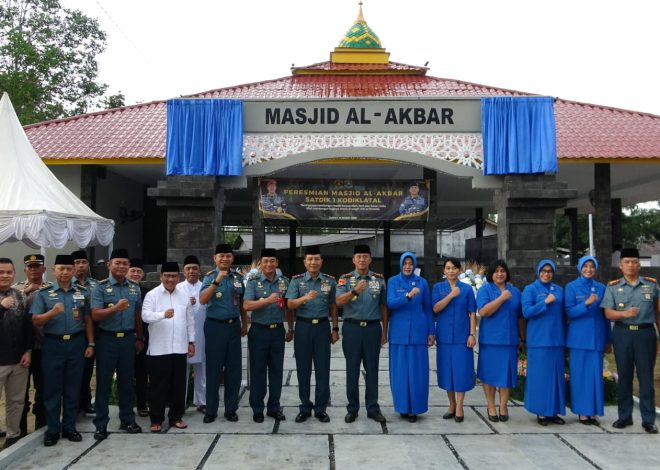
[{"x1": 259, "y1": 179, "x2": 429, "y2": 221}]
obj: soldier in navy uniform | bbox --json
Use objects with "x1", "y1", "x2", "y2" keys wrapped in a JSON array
[
  {"x1": 91, "y1": 248, "x2": 144, "y2": 440},
  {"x1": 30, "y1": 254, "x2": 95, "y2": 446},
  {"x1": 199, "y1": 244, "x2": 248, "y2": 424},
  {"x1": 286, "y1": 245, "x2": 339, "y2": 423},
  {"x1": 261, "y1": 179, "x2": 287, "y2": 213},
  {"x1": 336, "y1": 245, "x2": 388, "y2": 423},
  {"x1": 127, "y1": 258, "x2": 150, "y2": 418},
  {"x1": 71, "y1": 250, "x2": 98, "y2": 416},
  {"x1": 243, "y1": 248, "x2": 293, "y2": 422},
  {"x1": 398, "y1": 182, "x2": 426, "y2": 215},
  {"x1": 601, "y1": 247, "x2": 660, "y2": 433}
]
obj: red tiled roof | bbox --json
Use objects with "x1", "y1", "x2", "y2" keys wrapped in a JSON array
[{"x1": 24, "y1": 66, "x2": 660, "y2": 161}]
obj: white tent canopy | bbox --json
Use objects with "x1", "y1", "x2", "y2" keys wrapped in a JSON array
[{"x1": 0, "y1": 93, "x2": 114, "y2": 248}]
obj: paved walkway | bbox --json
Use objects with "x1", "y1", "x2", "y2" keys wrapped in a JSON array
[{"x1": 1, "y1": 336, "x2": 660, "y2": 469}]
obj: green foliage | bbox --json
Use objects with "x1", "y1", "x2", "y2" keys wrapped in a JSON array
[
  {"x1": 622, "y1": 205, "x2": 660, "y2": 246},
  {"x1": 103, "y1": 91, "x2": 125, "y2": 109},
  {"x1": 0, "y1": 0, "x2": 108, "y2": 124},
  {"x1": 555, "y1": 213, "x2": 590, "y2": 251}
]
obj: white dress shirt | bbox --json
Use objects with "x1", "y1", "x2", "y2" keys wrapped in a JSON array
[
  {"x1": 178, "y1": 279, "x2": 206, "y2": 363},
  {"x1": 142, "y1": 283, "x2": 195, "y2": 356}
]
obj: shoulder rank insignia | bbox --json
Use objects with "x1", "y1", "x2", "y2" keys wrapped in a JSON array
[
  {"x1": 292, "y1": 273, "x2": 304, "y2": 279},
  {"x1": 644, "y1": 276, "x2": 658, "y2": 284},
  {"x1": 608, "y1": 279, "x2": 621, "y2": 286},
  {"x1": 322, "y1": 273, "x2": 335, "y2": 280},
  {"x1": 205, "y1": 270, "x2": 215, "y2": 277},
  {"x1": 372, "y1": 273, "x2": 384, "y2": 279}
]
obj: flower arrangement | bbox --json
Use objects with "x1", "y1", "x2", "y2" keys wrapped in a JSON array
[{"x1": 458, "y1": 260, "x2": 485, "y2": 296}]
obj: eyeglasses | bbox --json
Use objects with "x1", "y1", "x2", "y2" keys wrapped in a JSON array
[{"x1": 540, "y1": 269, "x2": 554, "y2": 274}]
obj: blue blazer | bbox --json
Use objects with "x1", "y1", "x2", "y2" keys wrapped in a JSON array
[
  {"x1": 387, "y1": 274, "x2": 434, "y2": 345},
  {"x1": 521, "y1": 279, "x2": 565, "y2": 348},
  {"x1": 476, "y1": 282, "x2": 521, "y2": 346},
  {"x1": 565, "y1": 277, "x2": 611, "y2": 351},
  {"x1": 432, "y1": 281, "x2": 476, "y2": 345}
]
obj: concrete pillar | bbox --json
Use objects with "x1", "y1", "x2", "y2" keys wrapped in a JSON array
[
  {"x1": 564, "y1": 208, "x2": 579, "y2": 265},
  {"x1": 383, "y1": 221, "x2": 391, "y2": 280},
  {"x1": 612, "y1": 198, "x2": 623, "y2": 249},
  {"x1": 251, "y1": 177, "x2": 265, "y2": 262},
  {"x1": 475, "y1": 208, "x2": 484, "y2": 238},
  {"x1": 288, "y1": 220, "x2": 297, "y2": 276},
  {"x1": 423, "y1": 168, "x2": 439, "y2": 285},
  {"x1": 494, "y1": 174, "x2": 577, "y2": 285},
  {"x1": 594, "y1": 164, "x2": 613, "y2": 270},
  {"x1": 147, "y1": 176, "x2": 225, "y2": 264}
]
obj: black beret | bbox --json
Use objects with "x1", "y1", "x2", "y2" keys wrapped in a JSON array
[
  {"x1": 215, "y1": 243, "x2": 233, "y2": 254},
  {"x1": 161, "y1": 261, "x2": 180, "y2": 273},
  {"x1": 24, "y1": 254, "x2": 44, "y2": 265},
  {"x1": 71, "y1": 250, "x2": 88, "y2": 261},
  {"x1": 129, "y1": 258, "x2": 143, "y2": 269},
  {"x1": 353, "y1": 244, "x2": 371, "y2": 255},
  {"x1": 304, "y1": 245, "x2": 321, "y2": 256},
  {"x1": 183, "y1": 255, "x2": 200, "y2": 266},
  {"x1": 110, "y1": 248, "x2": 130, "y2": 260},
  {"x1": 54, "y1": 254, "x2": 75, "y2": 265},
  {"x1": 620, "y1": 247, "x2": 640, "y2": 259},
  {"x1": 260, "y1": 248, "x2": 278, "y2": 258}
]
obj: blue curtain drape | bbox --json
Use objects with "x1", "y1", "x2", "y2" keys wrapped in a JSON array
[
  {"x1": 166, "y1": 99, "x2": 243, "y2": 176},
  {"x1": 481, "y1": 96, "x2": 557, "y2": 175}
]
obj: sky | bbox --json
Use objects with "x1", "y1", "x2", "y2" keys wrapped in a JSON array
[{"x1": 59, "y1": 0, "x2": 660, "y2": 116}]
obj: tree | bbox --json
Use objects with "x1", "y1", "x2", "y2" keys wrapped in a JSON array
[
  {"x1": 622, "y1": 205, "x2": 660, "y2": 247},
  {"x1": 0, "y1": 0, "x2": 108, "y2": 124},
  {"x1": 103, "y1": 91, "x2": 125, "y2": 109}
]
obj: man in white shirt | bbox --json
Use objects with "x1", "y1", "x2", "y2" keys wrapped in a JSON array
[
  {"x1": 179, "y1": 255, "x2": 206, "y2": 413},
  {"x1": 141, "y1": 262, "x2": 195, "y2": 432}
]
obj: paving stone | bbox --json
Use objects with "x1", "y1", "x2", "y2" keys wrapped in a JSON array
[
  {"x1": 4, "y1": 436, "x2": 95, "y2": 470},
  {"x1": 384, "y1": 406, "x2": 493, "y2": 435},
  {"x1": 276, "y1": 406, "x2": 383, "y2": 435},
  {"x1": 560, "y1": 433, "x2": 660, "y2": 469}
]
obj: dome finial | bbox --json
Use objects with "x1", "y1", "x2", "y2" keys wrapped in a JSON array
[{"x1": 357, "y1": 1, "x2": 365, "y2": 24}]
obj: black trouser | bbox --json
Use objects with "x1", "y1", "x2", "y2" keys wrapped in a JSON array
[
  {"x1": 148, "y1": 354, "x2": 187, "y2": 425},
  {"x1": 135, "y1": 350, "x2": 149, "y2": 411},
  {"x1": 342, "y1": 321, "x2": 382, "y2": 414},
  {"x1": 20, "y1": 349, "x2": 45, "y2": 436},
  {"x1": 294, "y1": 319, "x2": 330, "y2": 414},
  {"x1": 79, "y1": 356, "x2": 95, "y2": 410},
  {"x1": 204, "y1": 319, "x2": 242, "y2": 417},
  {"x1": 612, "y1": 324, "x2": 657, "y2": 424},
  {"x1": 248, "y1": 324, "x2": 285, "y2": 414}
]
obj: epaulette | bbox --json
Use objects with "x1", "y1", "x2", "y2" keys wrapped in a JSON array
[
  {"x1": 608, "y1": 279, "x2": 621, "y2": 286},
  {"x1": 644, "y1": 276, "x2": 657, "y2": 284},
  {"x1": 98, "y1": 278, "x2": 109, "y2": 284},
  {"x1": 127, "y1": 279, "x2": 139, "y2": 286},
  {"x1": 340, "y1": 272, "x2": 353, "y2": 278},
  {"x1": 372, "y1": 273, "x2": 384, "y2": 279},
  {"x1": 292, "y1": 274, "x2": 305, "y2": 279},
  {"x1": 322, "y1": 273, "x2": 335, "y2": 280},
  {"x1": 38, "y1": 284, "x2": 52, "y2": 292},
  {"x1": 205, "y1": 270, "x2": 215, "y2": 277}
]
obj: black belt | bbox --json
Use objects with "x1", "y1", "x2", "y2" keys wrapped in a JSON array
[
  {"x1": 207, "y1": 317, "x2": 240, "y2": 324},
  {"x1": 344, "y1": 318, "x2": 380, "y2": 327},
  {"x1": 44, "y1": 331, "x2": 83, "y2": 340},
  {"x1": 251, "y1": 322, "x2": 283, "y2": 329},
  {"x1": 615, "y1": 322, "x2": 654, "y2": 331},
  {"x1": 296, "y1": 316, "x2": 328, "y2": 324},
  {"x1": 99, "y1": 329, "x2": 135, "y2": 338}
]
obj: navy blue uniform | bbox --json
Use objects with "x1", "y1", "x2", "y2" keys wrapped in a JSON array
[{"x1": 74, "y1": 276, "x2": 98, "y2": 412}]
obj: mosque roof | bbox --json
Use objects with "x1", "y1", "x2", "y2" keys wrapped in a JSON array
[{"x1": 337, "y1": 3, "x2": 382, "y2": 49}]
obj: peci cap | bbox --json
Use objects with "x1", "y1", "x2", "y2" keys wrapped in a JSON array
[
  {"x1": 24, "y1": 254, "x2": 45, "y2": 265},
  {"x1": 129, "y1": 258, "x2": 143, "y2": 269},
  {"x1": 260, "y1": 248, "x2": 278, "y2": 258},
  {"x1": 620, "y1": 247, "x2": 640, "y2": 259},
  {"x1": 71, "y1": 250, "x2": 88, "y2": 261},
  {"x1": 214, "y1": 244, "x2": 233, "y2": 255},
  {"x1": 161, "y1": 261, "x2": 180, "y2": 273},
  {"x1": 353, "y1": 244, "x2": 371, "y2": 255},
  {"x1": 183, "y1": 255, "x2": 200, "y2": 267},
  {"x1": 304, "y1": 245, "x2": 321, "y2": 256},
  {"x1": 54, "y1": 254, "x2": 75, "y2": 265},
  {"x1": 110, "y1": 248, "x2": 130, "y2": 260}
]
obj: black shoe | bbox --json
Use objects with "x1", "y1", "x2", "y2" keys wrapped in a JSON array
[
  {"x1": 442, "y1": 411, "x2": 455, "y2": 420},
  {"x1": 344, "y1": 412, "x2": 358, "y2": 423},
  {"x1": 266, "y1": 410, "x2": 286, "y2": 421},
  {"x1": 253, "y1": 412, "x2": 264, "y2": 423},
  {"x1": 537, "y1": 416, "x2": 549, "y2": 426},
  {"x1": 499, "y1": 414, "x2": 509, "y2": 423},
  {"x1": 642, "y1": 423, "x2": 658, "y2": 434},
  {"x1": 612, "y1": 418, "x2": 633, "y2": 429},
  {"x1": 550, "y1": 416, "x2": 565, "y2": 425},
  {"x1": 203, "y1": 415, "x2": 216, "y2": 424},
  {"x1": 408, "y1": 414, "x2": 417, "y2": 423},
  {"x1": 81, "y1": 404, "x2": 95, "y2": 415},
  {"x1": 0, "y1": 431, "x2": 5, "y2": 438},
  {"x1": 315, "y1": 411, "x2": 330, "y2": 423},
  {"x1": 224, "y1": 412, "x2": 239, "y2": 422},
  {"x1": 119, "y1": 422, "x2": 142, "y2": 434},
  {"x1": 62, "y1": 430, "x2": 83, "y2": 442},
  {"x1": 196, "y1": 405, "x2": 207, "y2": 414},
  {"x1": 2, "y1": 436, "x2": 20, "y2": 450},
  {"x1": 579, "y1": 418, "x2": 592, "y2": 425},
  {"x1": 44, "y1": 432, "x2": 59, "y2": 447},
  {"x1": 367, "y1": 411, "x2": 386, "y2": 423},
  {"x1": 588, "y1": 417, "x2": 600, "y2": 426},
  {"x1": 488, "y1": 413, "x2": 499, "y2": 423},
  {"x1": 454, "y1": 415, "x2": 464, "y2": 423},
  {"x1": 93, "y1": 428, "x2": 108, "y2": 441},
  {"x1": 295, "y1": 412, "x2": 311, "y2": 423}
]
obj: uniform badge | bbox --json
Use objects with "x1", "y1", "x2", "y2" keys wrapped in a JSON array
[
  {"x1": 106, "y1": 288, "x2": 113, "y2": 293},
  {"x1": 645, "y1": 294, "x2": 652, "y2": 300},
  {"x1": 216, "y1": 292, "x2": 223, "y2": 299},
  {"x1": 338, "y1": 279, "x2": 346, "y2": 286},
  {"x1": 618, "y1": 303, "x2": 625, "y2": 308}
]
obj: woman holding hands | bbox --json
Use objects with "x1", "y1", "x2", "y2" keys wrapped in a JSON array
[{"x1": 432, "y1": 258, "x2": 477, "y2": 423}]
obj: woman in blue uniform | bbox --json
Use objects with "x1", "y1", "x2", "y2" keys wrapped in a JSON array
[
  {"x1": 521, "y1": 259, "x2": 566, "y2": 426},
  {"x1": 387, "y1": 252, "x2": 435, "y2": 422},
  {"x1": 432, "y1": 258, "x2": 477, "y2": 422},
  {"x1": 476, "y1": 260, "x2": 523, "y2": 422},
  {"x1": 565, "y1": 255, "x2": 611, "y2": 425}
]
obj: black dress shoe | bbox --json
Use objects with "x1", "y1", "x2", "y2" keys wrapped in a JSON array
[
  {"x1": 0, "y1": 431, "x2": 6, "y2": 438},
  {"x1": 196, "y1": 405, "x2": 207, "y2": 414},
  {"x1": 1, "y1": 436, "x2": 20, "y2": 450},
  {"x1": 454, "y1": 415, "x2": 464, "y2": 423},
  {"x1": 266, "y1": 410, "x2": 286, "y2": 421},
  {"x1": 551, "y1": 416, "x2": 565, "y2": 425},
  {"x1": 488, "y1": 414, "x2": 499, "y2": 423},
  {"x1": 253, "y1": 412, "x2": 264, "y2": 423},
  {"x1": 81, "y1": 404, "x2": 95, "y2": 415},
  {"x1": 579, "y1": 418, "x2": 592, "y2": 425},
  {"x1": 642, "y1": 423, "x2": 658, "y2": 434},
  {"x1": 537, "y1": 416, "x2": 549, "y2": 426},
  {"x1": 62, "y1": 430, "x2": 83, "y2": 442},
  {"x1": 588, "y1": 417, "x2": 600, "y2": 426},
  {"x1": 344, "y1": 412, "x2": 358, "y2": 423},
  {"x1": 315, "y1": 411, "x2": 330, "y2": 423},
  {"x1": 44, "y1": 432, "x2": 59, "y2": 447},
  {"x1": 612, "y1": 418, "x2": 633, "y2": 429},
  {"x1": 224, "y1": 412, "x2": 239, "y2": 422},
  {"x1": 203, "y1": 415, "x2": 216, "y2": 423},
  {"x1": 367, "y1": 411, "x2": 386, "y2": 423},
  {"x1": 408, "y1": 414, "x2": 417, "y2": 423},
  {"x1": 295, "y1": 412, "x2": 311, "y2": 423},
  {"x1": 119, "y1": 422, "x2": 142, "y2": 433},
  {"x1": 93, "y1": 428, "x2": 108, "y2": 441},
  {"x1": 442, "y1": 411, "x2": 456, "y2": 420},
  {"x1": 498, "y1": 414, "x2": 509, "y2": 423}
]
